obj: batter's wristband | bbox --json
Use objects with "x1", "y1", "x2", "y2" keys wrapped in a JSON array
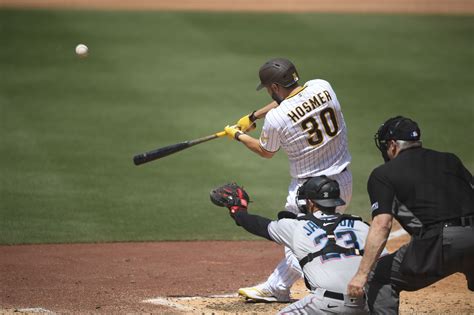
[
  {"x1": 249, "y1": 111, "x2": 257, "y2": 122},
  {"x1": 235, "y1": 131, "x2": 243, "y2": 142}
]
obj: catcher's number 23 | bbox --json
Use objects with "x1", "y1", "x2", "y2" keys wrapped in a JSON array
[
  {"x1": 314, "y1": 231, "x2": 361, "y2": 262},
  {"x1": 301, "y1": 107, "x2": 339, "y2": 146}
]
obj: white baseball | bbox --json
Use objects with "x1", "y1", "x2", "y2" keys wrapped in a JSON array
[{"x1": 75, "y1": 44, "x2": 88, "y2": 57}]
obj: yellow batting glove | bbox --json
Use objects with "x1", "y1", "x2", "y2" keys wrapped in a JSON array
[
  {"x1": 236, "y1": 111, "x2": 257, "y2": 132},
  {"x1": 225, "y1": 125, "x2": 243, "y2": 141}
]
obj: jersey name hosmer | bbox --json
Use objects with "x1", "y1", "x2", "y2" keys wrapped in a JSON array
[
  {"x1": 260, "y1": 79, "x2": 351, "y2": 179},
  {"x1": 287, "y1": 90, "x2": 332, "y2": 123}
]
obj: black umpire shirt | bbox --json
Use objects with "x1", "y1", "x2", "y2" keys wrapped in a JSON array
[{"x1": 367, "y1": 147, "x2": 474, "y2": 235}]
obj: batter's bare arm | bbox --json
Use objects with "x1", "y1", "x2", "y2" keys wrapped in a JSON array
[
  {"x1": 239, "y1": 134, "x2": 275, "y2": 159},
  {"x1": 224, "y1": 125, "x2": 275, "y2": 159},
  {"x1": 347, "y1": 213, "x2": 393, "y2": 297}
]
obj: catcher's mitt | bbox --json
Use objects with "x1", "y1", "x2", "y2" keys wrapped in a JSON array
[{"x1": 210, "y1": 183, "x2": 250, "y2": 214}]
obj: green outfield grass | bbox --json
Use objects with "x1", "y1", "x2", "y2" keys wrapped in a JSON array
[{"x1": 1, "y1": 9, "x2": 473, "y2": 244}]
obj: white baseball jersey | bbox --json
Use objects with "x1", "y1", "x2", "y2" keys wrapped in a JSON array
[
  {"x1": 260, "y1": 79, "x2": 351, "y2": 179},
  {"x1": 268, "y1": 211, "x2": 370, "y2": 294}
]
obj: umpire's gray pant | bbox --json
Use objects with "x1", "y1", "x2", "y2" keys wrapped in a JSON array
[{"x1": 367, "y1": 226, "x2": 474, "y2": 314}]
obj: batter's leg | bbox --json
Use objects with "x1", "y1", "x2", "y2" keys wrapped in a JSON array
[
  {"x1": 328, "y1": 169, "x2": 352, "y2": 213},
  {"x1": 284, "y1": 178, "x2": 305, "y2": 214},
  {"x1": 243, "y1": 179, "x2": 303, "y2": 301},
  {"x1": 263, "y1": 247, "x2": 303, "y2": 300}
]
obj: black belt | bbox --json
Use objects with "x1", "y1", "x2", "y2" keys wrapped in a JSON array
[
  {"x1": 324, "y1": 290, "x2": 344, "y2": 301},
  {"x1": 443, "y1": 215, "x2": 474, "y2": 227},
  {"x1": 303, "y1": 168, "x2": 348, "y2": 181},
  {"x1": 421, "y1": 215, "x2": 474, "y2": 236}
]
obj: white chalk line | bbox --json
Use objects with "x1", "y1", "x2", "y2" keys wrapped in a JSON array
[
  {"x1": 142, "y1": 293, "x2": 238, "y2": 310},
  {"x1": 16, "y1": 308, "x2": 54, "y2": 313},
  {"x1": 388, "y1": 228, "x2": 408, "y2": 240},
  {"x1": 143, "y1": 230, "x2": 408, "y2": 310},
  {"x1": 142, "y1": 297, "x2": 197, "y2": 311},
  {"x1": 209, "y1": 293, "x2": 238, "y2": 298}
]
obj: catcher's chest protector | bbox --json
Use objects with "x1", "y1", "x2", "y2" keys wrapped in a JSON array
[{"x1": 296, "y1": 214, "x2": 365, "y2": 290}]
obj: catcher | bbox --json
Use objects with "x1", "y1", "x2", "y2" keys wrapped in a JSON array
[{"x1": 210, "y1": 177, "x2": 373, "y2": 314}]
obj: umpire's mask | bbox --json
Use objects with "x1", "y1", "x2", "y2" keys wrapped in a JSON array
[{"x1": 374, "y1": 116, "x2": 421, "y2": 162}]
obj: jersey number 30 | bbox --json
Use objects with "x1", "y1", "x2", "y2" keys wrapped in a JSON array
[{"x1": 301, "y1": 107, "x2": 339, "y2": 146}]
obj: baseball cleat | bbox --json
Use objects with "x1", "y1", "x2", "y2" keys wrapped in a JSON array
[{"x1": 238, "y1": 285, "x2": 290, "y2": 303}]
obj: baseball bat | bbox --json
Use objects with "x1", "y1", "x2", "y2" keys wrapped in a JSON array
[{"x1": 133, "y1": 131, "x2": 226, "y2": 166}]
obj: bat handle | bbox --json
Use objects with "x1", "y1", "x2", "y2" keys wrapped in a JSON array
[{"x1": 216, "y1": 131, "x2": 226, "y2": 137}]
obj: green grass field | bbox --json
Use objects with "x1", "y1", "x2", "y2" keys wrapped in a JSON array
[{"x1": 1, "y1": 9, "x2": 473, "y2": 244}]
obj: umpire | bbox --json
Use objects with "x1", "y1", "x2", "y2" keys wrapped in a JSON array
[{"x1": 347, "y1": 116, "x2": 474, "y2": 314}]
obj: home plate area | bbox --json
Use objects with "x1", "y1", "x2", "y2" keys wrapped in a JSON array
[
  {"x1": 139, "y1": 229, "x2": 407, "y2": 314},
  {"x1": 142, "y1": 282, "x2": 309, "y2": 314},
  {"x1": 139, "y1": 228, "x2": 473, "y2": 314}
]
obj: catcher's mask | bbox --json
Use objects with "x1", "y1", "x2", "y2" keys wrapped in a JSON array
[
  {"x1": 296, "y1": 176, "x2": 346, "y2": 214},
  {"x1": 374, "y1": 116, "x2": 421, "y2": 162},
  {"x1": 256, "y1": 58, "x2": 299, "y2": 92}
]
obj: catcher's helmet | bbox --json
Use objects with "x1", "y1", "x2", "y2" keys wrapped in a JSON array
[
  {"x1": 374, "y1": 116, "x2": 421, "y2": 153},
  {"x1": 256, "y1": 58, "x2": 299, "y2": 91},
  {"x1": 296, "y1": 176, "x2": 345, "y2": 213}
]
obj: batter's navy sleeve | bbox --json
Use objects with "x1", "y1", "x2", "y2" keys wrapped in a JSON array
[{"x1": 233, "y1": 211, "x2": 272, "y2": 241}]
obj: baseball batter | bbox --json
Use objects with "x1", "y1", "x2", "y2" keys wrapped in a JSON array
[
  {"x1": 210, "y1": 177, "x2": 372, "y2": 314},
  {"x1": 224, "y1": 58, "x2": 352, "y2": 301}
]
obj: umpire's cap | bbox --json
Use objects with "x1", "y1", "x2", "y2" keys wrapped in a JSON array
[
  {"x1": 375, "y1": 116, "x2": 421, "y2": 152},
  {"x1": 256, "y1": 58, "x2": 299, "y2": 91},
  {"x1": 297, "y1": 176, "x2": 346, "y2": 208}
]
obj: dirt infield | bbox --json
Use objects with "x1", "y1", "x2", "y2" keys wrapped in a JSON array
[
  {"x1": 2, "y1": 0, "x2": 474, "y2": 14},
  {"x1": 1, "y1": 233, "x2": 473, "y2": 314},
  {"x1": 0, "y1": 241, "x2": 282, "y2": 313}
]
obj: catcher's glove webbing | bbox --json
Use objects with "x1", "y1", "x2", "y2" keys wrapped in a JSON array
[{"x1": 210, "y1": 183, "x2": 250, "y2": 214}]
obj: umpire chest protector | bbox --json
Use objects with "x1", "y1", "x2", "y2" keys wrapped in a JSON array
[{"x1": 296, "y1": 213, "x2": 365, "y2": 289}]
